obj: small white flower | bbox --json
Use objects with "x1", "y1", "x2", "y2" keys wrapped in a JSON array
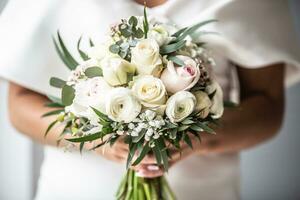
[
  {"x1": 131, "y1": 131, "x2": 139, "y2": 137},
  {"x1": 145, "y1": 110, "x2": 157, "y2": 121},
  {"x1": 128, "y1": 123, "x2": 135, "y2": 129},
  {"x1": 149, "y1": 121, "x2": 156, "y2": 127},
  {"x1": 146, "y1": 128, "x2": 154, "y2": 137}
]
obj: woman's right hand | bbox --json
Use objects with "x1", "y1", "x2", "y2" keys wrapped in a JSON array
[{"x1": 88, "y1": 137, "x2": 130, "y2": 163}]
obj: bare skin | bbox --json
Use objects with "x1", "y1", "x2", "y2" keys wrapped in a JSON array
[{"x1": 8, "y1": 63, "x2": 285, "y2": 177}]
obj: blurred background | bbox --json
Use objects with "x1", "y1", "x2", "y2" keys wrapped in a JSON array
[{"x1": 0, "y1": 1, "x2": 300, "y2": 200}]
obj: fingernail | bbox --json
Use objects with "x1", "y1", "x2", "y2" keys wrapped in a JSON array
[{"x1": 147, "y1": 165, "x2": 159, "y2": 171}]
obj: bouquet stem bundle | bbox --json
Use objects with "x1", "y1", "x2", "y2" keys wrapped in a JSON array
[{"x1": 116, "y1": 169, "x2": 176, "y2": 200}]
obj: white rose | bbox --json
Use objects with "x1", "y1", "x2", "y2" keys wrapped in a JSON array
[
  {"x1": 131, "y1": 39, "x2": 163, "y2": 76},
  {"x1": 105, "y1": 87, "x2": 141, "y2": 123},
  {"x1": 205, "y1": 80, "x2": 224, "y2": 119},
  {"x1": 166, "y1": 91, "x2": 196, "y2": 123},
  {"x1": 148, "y1": 25, "x2": 174, "y2": 46},
  {"x1": 100, "y1": 56, "x2": 136, "y2": 86},
  {"x1": 193, "y1": 91, "x2": 212, "y2": 119},
  {"x1": 160, "y1": 55, "x2": 200, "y2": 94},
  {"x1": 66, "y1": 77, "x2": 112, "y2": 125},
  {"x1": 131, "y1": 75, "x2": 167, "y2": 109}
]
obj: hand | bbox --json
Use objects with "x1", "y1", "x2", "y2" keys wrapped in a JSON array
[
  {"x1": 87, "y1": 136, "x2": 129, "y2": 163},
  {"x1": 132, "y1": 133, "x2": 201, "y2": 178}
]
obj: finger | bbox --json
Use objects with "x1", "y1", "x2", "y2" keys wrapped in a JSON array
[
  {"x1": 135, "y1": 165, "x2": 164, "y2": 178},
  {"x1": 139, "y1": 154, "x2": 156, "y2": 164}
]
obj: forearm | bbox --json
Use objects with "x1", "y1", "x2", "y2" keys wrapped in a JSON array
[
  {"x1": 8, "y1": 83, "x2": 66, "y2": 147},
  {"x1": 198, "y1": 94, "x2": 284, "y2": 154}
]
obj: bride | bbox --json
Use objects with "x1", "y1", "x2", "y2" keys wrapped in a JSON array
[{"x1": 0, "y1": 0, "x2": 299, "y2": 199}]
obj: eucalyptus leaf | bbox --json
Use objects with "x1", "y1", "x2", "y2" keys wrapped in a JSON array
[
  {"x1": 129, "y1": 16, "x2": 138, "y2": 27},
  {"x1": 91, "y1": 107, "x2": 111, "y2": 122},
  {"x1": 61, "y1": 85, "x2": 75, "y2": 106},
  {"x1": 85, "y1": 67, "x2": 103, "y2": 78},
  {"x1": 50, "y1": 77, "x2": 66, "y2": 88},
  {"x1": 153, "y1": 145, "x2": 162, "y2": 165},
  {"x1": 178, "y1": 125, "x2": 190, "y2": 132},
  {"x1": 109, "y1": 44, "x2": 120, "y2": 54}
]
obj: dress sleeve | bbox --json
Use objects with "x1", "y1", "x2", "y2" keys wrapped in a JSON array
[
  {"x1": 203, "y1": 0, "x2": 300, "y2": 87},
  {"x1": 0, "y1": 0, "x2": 68, "y2": 97}
]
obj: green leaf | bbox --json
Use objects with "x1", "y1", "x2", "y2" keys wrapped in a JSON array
[
  {"x1": 89, "y1": 38, "x2": 94, "y2": 47},
  {"x1": 134, "y1": 28, "x2": 144, "y2": 39},
  {"x1": 50, "y1": 77, "x2": 66, "y2": 88},
  {"x1": 42, "y1": 109, "x2": 64, "y2": 117},
  {"x1": 160, "y1": 40, "x2": 186, "y2": 54},
  {"x1": 45, "y1": 120, "x2": 58, "y2": 137},
  {"x1": 91, "y1": 107, "x2": 111, "y2": 122},
  {"x1": 129, "y1": 16, "x2": 138, "y2": 27},
  {"x1": 190, "y1": 124, "x2": 203, "y2": 132},
  {"x1": 132, "y1": 129, "x2": 146, "y2": 143},
  {"x1": 196, "y1": 122, "x2": 215, "y2": 134},
  {"x1": 109, "y1": 44, "x2": 120, "y2": 54},
  {"x1": 183, "y1": 134, "x2": 193, "y2": 149},
  {"x1": 172, "y1": 27, "x2": 188, "y2": 37},
  {"x1": 79, "y1": 142, "x2": 85, "y2": 153},
  {"x1": 126, "y1": 143, "x2": 138, "y2": 169},
  {"x1": 132, "y1": 144, "x2": 151, "y2": 166},
  {"x1": 143, "y1": 6, "x2": 149, "y2": 38},
  {"x1": 53, "y1": 37, "x2": 75, "y2": 70},
  {"x1": 178, "y1": 125, "x2": 190, "y2": 132},
  {"x1": 89, "y1": 140, "x2": 107, "y2": 150},
  {"x1": 57, "y1": 31, "x2": 79, "y2": 69},
  {"x1": 77, "y1": 36, "x2": 89, "y2": 61},
  {"x1": 66, "y1": 132, "x2": 102, "y2": 143},
  {"x1": 153, "y1": 145, "x2": 162, "y2": 165},
  {"x1": 85, "y1": 67, "x2": 103, "y2": 78},
  {"x1": 174, "y1": 19, "x2": 217, "y2": 42},
  {"x1": 169, "y1": 129, "x2": 177, "y2": 140},
  {"x1": 156, "y1": 138, "x2": 168, "y2": 171},
  {"x1": 61, "y1": 85, "x2": 75, "y2": 106},
  {"x1": 168, "y1": 56, "x2": 185, "y2": 66},
  {"x1": 45, "y1": 102, "x2": 64, "y2": 108},
  {"x1": 181, "y1": 118, "x2": 194, "y2": 125}
]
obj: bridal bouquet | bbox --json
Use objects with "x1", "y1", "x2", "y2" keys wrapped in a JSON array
[{"x1": 45, "y1": 7, "x2": 224, "y2": 200}]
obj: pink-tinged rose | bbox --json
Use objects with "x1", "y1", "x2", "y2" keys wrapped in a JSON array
[{"x1": 160, "y1": 56, "x2": 200, "y2": 94}]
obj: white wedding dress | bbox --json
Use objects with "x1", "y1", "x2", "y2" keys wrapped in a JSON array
[{"x1": 0, "y1": 0, "x2": 299, "y2": 199}]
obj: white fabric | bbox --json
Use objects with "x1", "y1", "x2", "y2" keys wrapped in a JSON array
[{"x1": 0, "y1": 0, "x2": 299, "y2": 199}]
